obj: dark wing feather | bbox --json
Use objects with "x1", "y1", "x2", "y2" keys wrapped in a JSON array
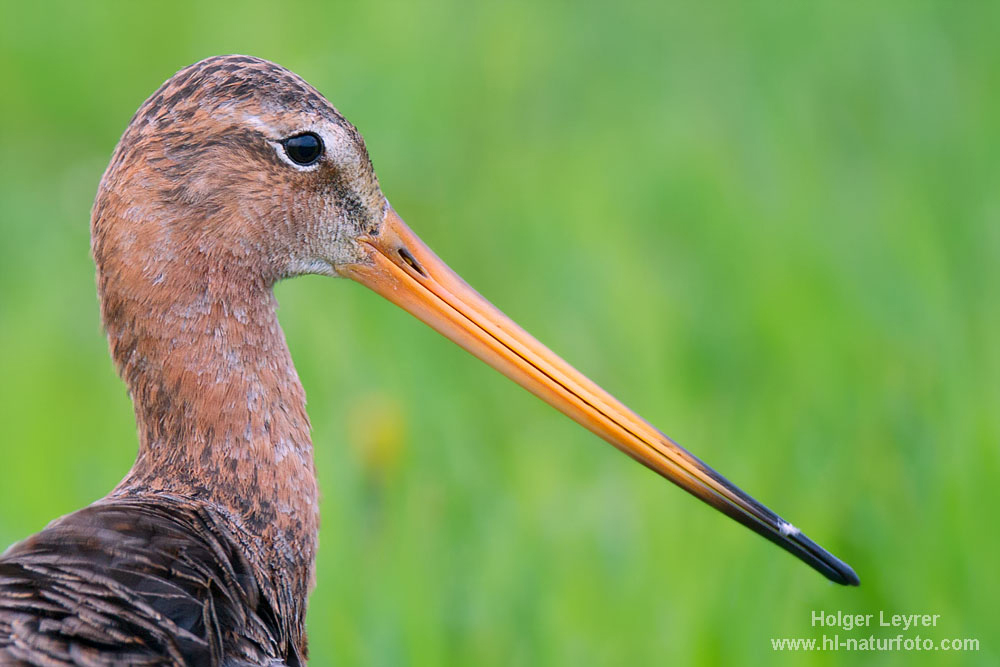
[{"x1": 0, "y1": 498, "x2": 297, "y2": 666}]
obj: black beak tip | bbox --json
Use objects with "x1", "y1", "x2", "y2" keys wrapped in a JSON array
[
  {"x1": 831, "y1": 560, "x2": 861, "y2": 587},
  {"x1": 792, "y1": 529, "x2": 860, "y2": 586}
]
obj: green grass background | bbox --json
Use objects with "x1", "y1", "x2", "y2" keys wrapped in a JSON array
[{"x1": 1, "y1": 1, "x2": 997, "y2": 664}]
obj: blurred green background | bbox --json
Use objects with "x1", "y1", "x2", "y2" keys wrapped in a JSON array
[{"x1": 1, "y1": 1, "x2": 997, "y2": 664}]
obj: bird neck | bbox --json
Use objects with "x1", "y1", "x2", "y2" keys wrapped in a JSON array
[{"x1": 100, "y1": 256, "x2": 319, "y2": 627}]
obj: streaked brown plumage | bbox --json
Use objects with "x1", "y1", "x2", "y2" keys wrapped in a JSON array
[
  {"x1": 1, "y1": 498, "x2": 298, "y2": 665},
  {"x1": 1, "y1": 54, "x2": 856, "y2": 666}
]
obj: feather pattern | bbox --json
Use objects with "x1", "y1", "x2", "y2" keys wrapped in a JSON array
[{"x1": 0, "y1": 497, "x2": 301, "y2": 666}]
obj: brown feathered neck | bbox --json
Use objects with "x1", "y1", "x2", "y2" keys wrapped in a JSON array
[
  {"x1": 99, "y1": 244, "x2": 318, "y2": 550},
  {"x1": 94, "y1": 230, "x2": 319, "y2": 638}
]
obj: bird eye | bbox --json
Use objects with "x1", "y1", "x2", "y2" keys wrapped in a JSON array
[{"x1": 282, "y1": 133, "x2": 323, "y2": 166}]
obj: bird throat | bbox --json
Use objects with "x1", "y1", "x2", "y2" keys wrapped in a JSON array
[{"x1": 98, "y1": 249, "x2": 320, "y2": 623}]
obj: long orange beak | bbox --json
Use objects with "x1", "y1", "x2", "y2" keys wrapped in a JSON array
[{"x1": 341, "y1": 207, "x2": 859, "y2": 585}]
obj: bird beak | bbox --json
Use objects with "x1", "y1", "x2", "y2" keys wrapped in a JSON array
[{"x1": 341, "y1": 206, "x2": 859, "y2": 586}]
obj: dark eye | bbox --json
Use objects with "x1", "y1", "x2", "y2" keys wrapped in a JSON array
[{"x1": 282, "y1": 133, "x2": 323, "y2": 166}]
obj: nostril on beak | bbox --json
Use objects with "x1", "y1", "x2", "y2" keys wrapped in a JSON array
[{"x1": 398, "y1": 247, "x2": 427, "y2": 277}]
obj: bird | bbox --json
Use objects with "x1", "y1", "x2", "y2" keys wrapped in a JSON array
[{"x1": 0, "y1": 55, "x2": 858, "y2": 666}]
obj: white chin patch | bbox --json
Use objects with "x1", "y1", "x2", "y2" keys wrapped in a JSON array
[{"x1": 286, "y1": 258, "x2": 336, "y2": 278}]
